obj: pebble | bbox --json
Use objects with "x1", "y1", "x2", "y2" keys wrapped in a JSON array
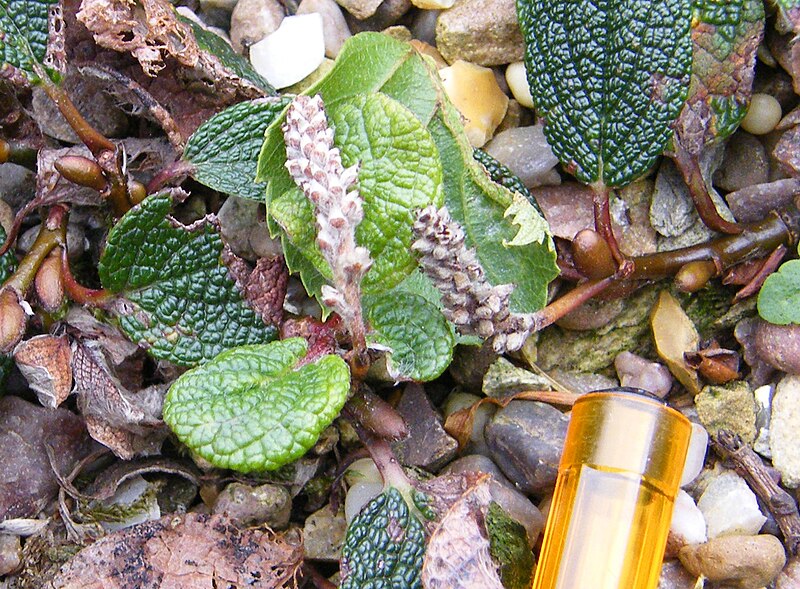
[
  {"x1": 484, "y1": 125, "x2": 560, "y2": 188},
  {"x1": 484, "y1": 400, "x2": 569, "y2": 496},
  {"x1": 296, "y1": 0, "x2": 351, "y2": 58},
  {"x1": 556, "y1": 298, "x2": 625, "y2": 331},
  {"x1": 217, "y1": 196, "x2": 282, "y2": 261},
  {"x1": 230, "y1": 0, "x2": 284, "y2": 54},
  {"x1": 439, "y1": 60, "x2": 508, "y2": 147},
  {"x1": 697, "y1": 471, "x2": 766, "y2": 538},
  {"x1": 741, "y1": 93, "x2": 783, "y2": 135},
  {"x1": 776, "y1": 557, "x2": 800, "y2": 589},
  {"x1": 694, "y1": 381, "x2": 757, "y2": 446},
  {"x1": 481, "y1": 357, "x2": 552, "y2": 399},
  {"x1": 250, "y1": 14, "x2": 326, "y2": 89},
  {"x1": 678, "y1": 534, "x2": 786, "y2": 589},
  {"x1": 753, "y1": 384, "x2": 774, "y2": 458},
  {"x1": 358, "y1": 0, "x2": 412, "y2": 30},
  {"x1": 391, "y1": 384, "x2": 459, "y2": 471},
  {"x1": 303, "y1": 504, "x2": 347, "y2": 561},
  {"x1": 334, "y1": 0, "x2": 382, "y2": 19},
  {"x1": 410, "y1": 0, "x2": 453, "y2": 9},
  {"x1": 448, "y1": 342, "x2": 497, "y2": 392},
  {"x1": 411, "y1": 8, "x2": 439, "y2": 45},
  {"x1": 504, "y1": 62, "x2": 534, "y2": 109},
  {"x1": 0, "y1": 164, "x2": 34, "y2": 212},
  {"x1": 754, "y1": 319, "x2": 800, "y2": 375},
  {"x1": 679, "y1": 423, "x2": 708, "y2": 487},
  {"x1": 0, "y1": 535, "x2": 20, "y2": 576},
  {"x1": 770, "y1": 374, "x2": 800, "y2": 488},
  {"x1": 658, "y1": 560, "x2": 698, "y2": 589},
  {"x1": 614, "y1": 351, "x2": 673, "y2": 398},
  {"x1": 435, "y1": 0, "x2": 524, "y2": 66},
  {"x1": 212, "y1": 482, "x2": 291, "y2": 529},
  {"x1": 714, "y1": 132, "x2": 770, "y2": 192},
  {"x1": 667, "y1": 490, "x2": 707, "y2": 556}
]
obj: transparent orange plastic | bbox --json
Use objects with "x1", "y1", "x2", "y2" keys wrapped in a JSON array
[{"x1": 531, "y1": 390, "x2": 691, "y2": 589}]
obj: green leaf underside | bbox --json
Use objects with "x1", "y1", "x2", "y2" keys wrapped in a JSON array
[
  {"x1": 98, "y1": 193, "x2": 276, "y2": 366},
  {"x1": 183, "y1": 97, "x2": 290, "y2": 200},
  {"x1": 518, "y1": 0, "x2": 692, "y2": 187},
  {"x1": 179, "y1": 15, "x2": 275, "y2": 94},
  {"x1": 757, "y1": 260, "x2": 800, "y2": 325},
  {"x1": 258, "y1": 33, "x2": 558, "y2": 313},
  {"x1": 0, "y1": 0, "x2": 56, "y2": 81},
  {"x1": 271, "y1": 92, "x2": 442, "y2": 293},
  {"x1": 163, "y1": 338, "x2": 350, "y2": 472},
  {"x1": 677, "y1": 0, "x2": 763, "y2": 149},
  {"x1": 340, "y1": 487, "x2": 425, "y2": 589},
  {"x1": 366, "y1": 292, "x2": 454, "y2": 381}
]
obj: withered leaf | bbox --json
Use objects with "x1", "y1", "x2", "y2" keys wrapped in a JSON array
[
  {"x1": 422, "y1": 478, "x2": 504, "y2": 589},
  {"x1": 50, "y1": 513, "x2": 303, "y2": 589},
  {"x1": 225, "y1": 253, "x2": 289, "y2": 327},
  {"x1": 13, "y1": 334, "x2": 72, "y2": 408},
  {"x1": 72, "y1": 341, "x2": 168, "y2": 460},
  {"x1": 650, "y1": 290, "x2": 701, "y2": 395}
]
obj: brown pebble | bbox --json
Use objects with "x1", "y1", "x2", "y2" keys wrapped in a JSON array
[{"x1": 678, "y1": 534, "x2": 786, "y2": 589}]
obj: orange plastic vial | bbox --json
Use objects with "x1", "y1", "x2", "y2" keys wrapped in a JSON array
[{"x1": 531, "y1": 389, "x2": 691, "y2": 589}]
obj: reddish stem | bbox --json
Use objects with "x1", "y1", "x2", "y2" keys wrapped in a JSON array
[
  {"x1": 590, "y1": 182, "x2": 633, "y2": 276},
  {"x1": 60, "y1": 249, "x2": 113, "y2": 306}
]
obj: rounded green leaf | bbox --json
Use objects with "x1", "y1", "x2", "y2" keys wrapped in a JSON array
[
  {"x1": 758, "y1": 260, "x2": 800, "y2": 325},
  {"x1": 366, "y1": 292, "x2": 454, "y2": 382},
  {"x1": 163, "y1": 338, "x2": 350, "y2": 472}
]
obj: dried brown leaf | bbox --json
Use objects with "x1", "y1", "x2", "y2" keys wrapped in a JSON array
[
  {"x1": 50, "y1": 513, "x2": 303, "y2": 589},
  {"x1": 650, "y1": 290, "x2": 701, "y2": 395},
  {"x1": 422, "y1": 479, "x2": 504, "y2": 589},
  {"x1": 13, "y1": 335, "x2": 73, "y2": 408},
  {"x1": 71, "y1": 341, "x2": 167, "y2": 460}
]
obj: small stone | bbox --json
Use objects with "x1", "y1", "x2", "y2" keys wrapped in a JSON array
[
  {"x1": 504, "y1": 62, "x2": 533, "y2": 109},
  {"x1": 556, "y1": 298, "x2": 625, "y2": 331},
  {"x1": 658, "y1": 560, "x2": 698, "y2": 589},
  {"x1": 777, "y1": 557, "x2": 800, "y2": 589},
  {"x1": 250, "y1": 14, "x2": 325, "y2": 89},
  {"x1": 230, "y1": 0, "x2": 284, "y2": 54},
  {"x1": 448, "y1": 341, "x2": 497, "y2": 392},
  {"x1": 770, "y1": 374, "x2": 800, "y2": 488},
  {"x1": 0, "y1": 199, "x2": 13, "y2": 235},
  {"x1": 303, "y1": 504, "x2": 347, "y2": 561},
  {"x1": 679, "y1": 423, "x2": 709, "y2": 487},
  {"x1": 0, "y1": 535, "x2": 20, "y2": 576},
  {"x1": 0, "y1": 164, "x2": 35, "y2": 212},
  {"x1": 614, "y1": 351, "x2": 673, "y2": 398},
  {"x1": 435, "y1": 0, "x2": 524, "y2": 66},
  {"x1": 212, "y1": 482, "x2": 291, "y2": 529},
  {"x1": 753, "y1": 384, "x2": 774, "y2": 458},
  {"x1": 697, "y1": 471, "x2": 766, "y2": 538},
  {"x1": 678, "y1": 534, "x2": 786, "y2": 589},
  {"x1": 485, "y1": 400, "x2": 568, "y2": 496},
  {"x1": 296, "y1": 0, "x2": 351, "y2": 58},
  {"x1": 484, "y1": 125, "x2": 560, "y2": 189},
  {"x1": 753, "y1": 319, "x2": 800, "y2": 375},
  {"x1": 482, "y1": 357, "x2": 552, "y2": 399},
  {"x1": 695, "y1": 381, "x2": 757, "y2": 445},
  {"x1": 334, "y1": 0, "x2": 382, "y2": 19},
  {"x1": 714, "y1": 132, "x2": 770, "y2": 192},
  {"x1": 358, "y1": 0, "x2": 411, "y2": 30},
  {"x1": 410, "y1": 0, "x2": 453, "y2": 9},
  {"x1": 741, "y1": 93, "x2": 782, "y2": 135},
  {"x1": 667, "y1": 490, "x2": 707, "y2": 556},
  {"x1": 439, "y1": 60, "x2": 508, "y2": 147},
  {"x1": 443, "y1": 454, "x2": 512, "y2": 487},
  {"x1": 391, "y1": 384, "x2": 459, "y2": 471},
  {"x1": 411, "y1": 7, "x2": 439, "y2": 45}
]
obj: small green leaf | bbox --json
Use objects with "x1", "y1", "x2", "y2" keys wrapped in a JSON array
[
  {"x1": 366, "y1": 292, "x2": 454, "y2": 382},
  {"x1": 163, "y1": 338, "x2": 350, "y2": 472},
  {"x1": 517, "y1": 0, "x2": 693, "y2": 187},
  {"x1": 179, "y1": 16, "x2": 275, "y2": 94},
  {"x1": 340, "y1": 487, "x2": 425, "y2": 589},
  {"x1": 98, "y1": 193, "x2": 277, "y2": 366},
  {"x1": 0, "y1": 0, "x2": 56, "y2": 82},
  {"x1": 758, "y1": 260, "x2": 800, "y2": 325},
  {"x1": 183, "y1": 97, "x2": 290, "y2": 200},
  {"x1": 271, "y1": 92, "x2": 443, "y2": 293},
  {"x1": 673, "y1": 0, "x2": 763, "y2": 153}
]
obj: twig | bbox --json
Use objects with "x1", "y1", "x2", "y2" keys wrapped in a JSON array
[{"x1": 713, "y1": 429, "x2": 800, "y2": 556}]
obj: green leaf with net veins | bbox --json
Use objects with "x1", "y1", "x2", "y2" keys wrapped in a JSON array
[
  {"x1": 365, "y1": 291, "x2": 454, "y2": 382},
  {"x1": 163, "y1": 338, "x2": 350, "y2": 472},
  {"x1": 517, "y1": 0, "x2": 693, "y2": 187},
  {"x1": 183, "y1": 97, "x2": 290, "y2": 201},
  {"x1": 757, "y1": 259, "x2": 800, "y2": 325},
  {"x1": 673, "y1": 0, "x2": 764, "y2": 155},
  {"x1": 340, "y1": 487, "x2": 426, "y2": 589},
  {"x1": 0, "y1": 0, "x2": 57, "y2": 82},
  {"x1": 98, "y1": 193, "x2": 277, "y2": 366}
]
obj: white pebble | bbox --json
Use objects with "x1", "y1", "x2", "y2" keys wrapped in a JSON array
[
  {"x1": 741, "y1": 93, "x2": 782, "y2": 135},
  {"x1": 770, "y1": 375, "x2": 800, "y2": 487},
  {"x1": 505, "y1": 62, "x2": 534, "y2": 109},
  {"x1": 344, "y1": 481, "x2": 383, "y2": 523},
  {"x1": 697, "y1": 471, "x2": 766, "y2": 538},
  {"x1": 296, "y1": 0, "x2": 351, "y2": 58},
  {"x1": 670, "y1": 489, "x2": 707, "y2": 546},
  {"x1": 679, "y1": 422, "x2": 708, "y2": 487},
  {"x1": 249, "y1": 13, "x2": 325, "y2": 89}
]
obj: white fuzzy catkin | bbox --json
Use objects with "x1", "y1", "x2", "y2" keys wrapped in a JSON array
[
  {"x1": 412, "y1": 205, "x2": 532, "y2": 353},
  {"x1": 282, "y1": 95, "x2": 372, "y2": 340}
]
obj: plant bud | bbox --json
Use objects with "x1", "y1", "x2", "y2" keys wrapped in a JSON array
[
  {"x1": 0, "y1": 289, "x2": 27, "y2": 353},
  {"x1": 0, "y1": 139, "x2": 9, "y2": 164},
  {"x1": 674, "y1": 260, "x2": 716, "y2": 293},
  {"x1": 128, "y1": 180, "x2": 147, "y2": 205},
  {"x1": 54, "y1": 155, "x2": 107, "y2": 191},
  {"x1": 572, "y1": 229, "x2": 616, "y2": 280},
  {"x1": 35, "y1": 251, "x2": 65, "y2": 312}
]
